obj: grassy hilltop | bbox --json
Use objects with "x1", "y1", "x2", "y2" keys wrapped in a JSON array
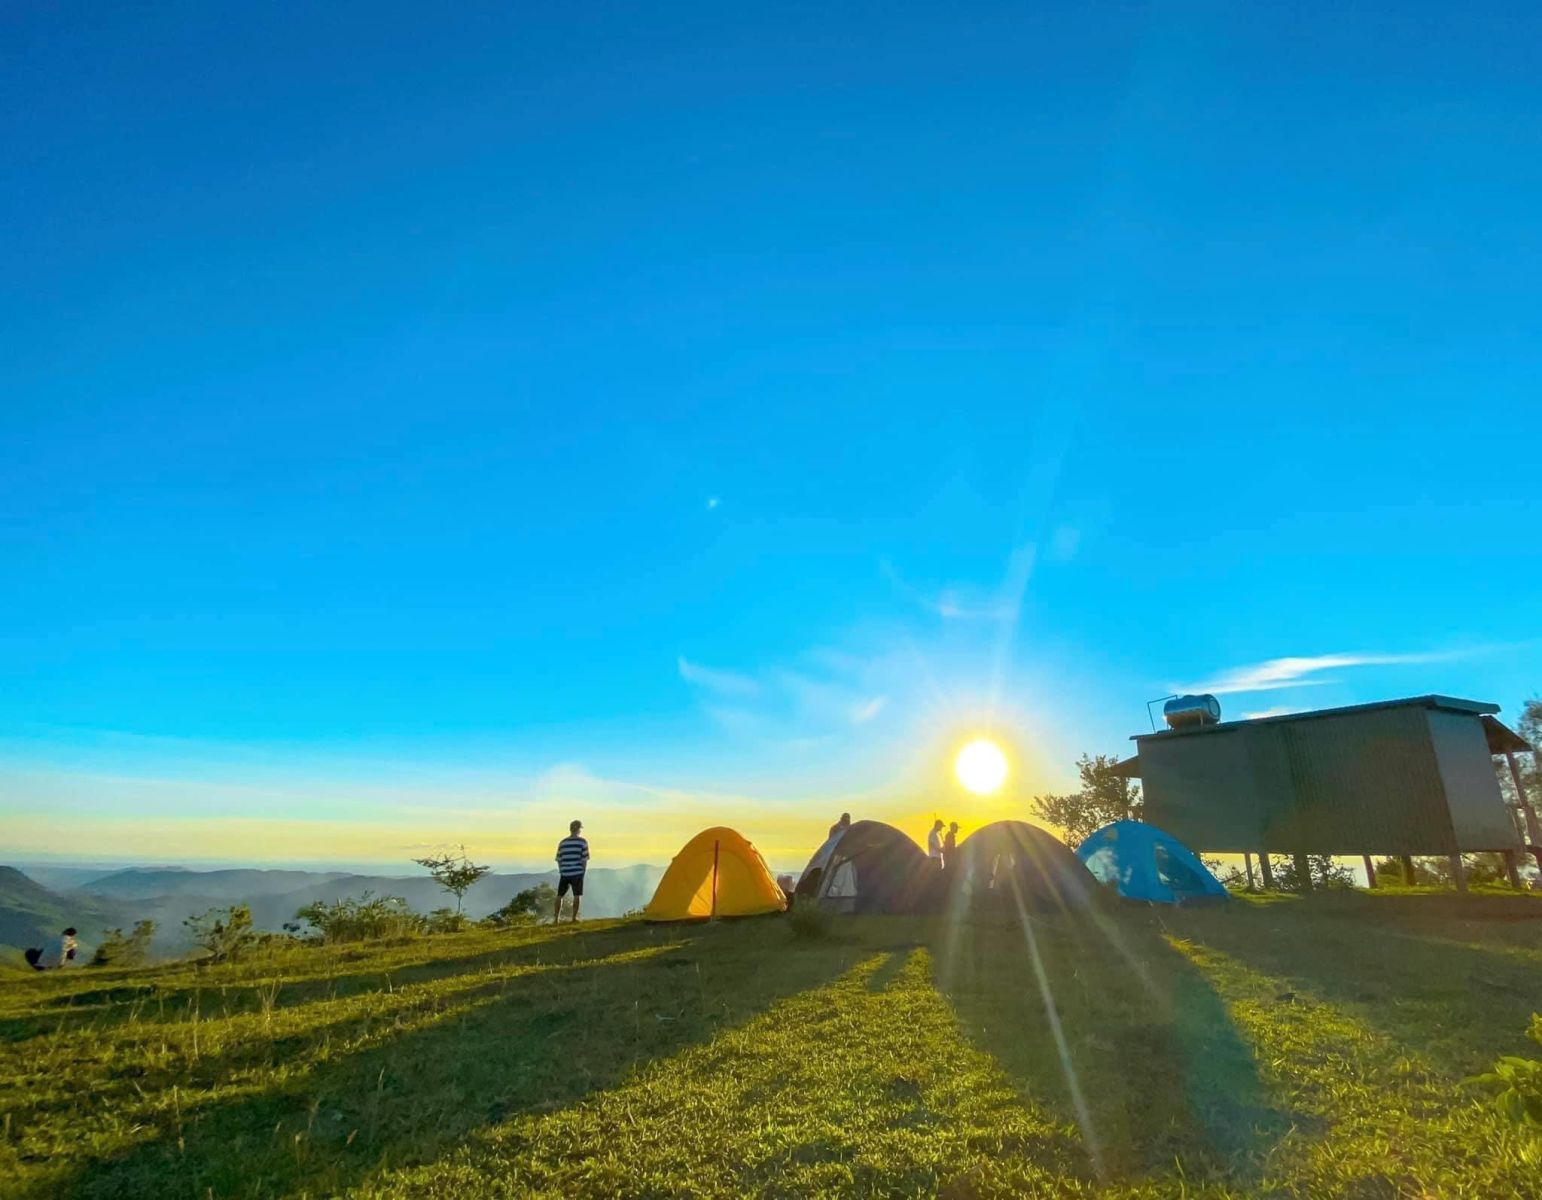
[{"x1": 3, "y1": 891, "x2": 1541, "y2": 1198}]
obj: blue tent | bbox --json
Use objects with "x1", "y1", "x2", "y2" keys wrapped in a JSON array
[{"x1": 1075, "y1": 820, "x2": 1228, "y2": 905}]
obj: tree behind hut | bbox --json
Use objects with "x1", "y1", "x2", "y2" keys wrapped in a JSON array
[
  {"x1": 1031, "y1": 753, "x2": 1143, "y2": 848},
  {"x1": 412, "y1": 846, "x2": 491, "y2": 915},
  {"x1": 1495, "y1": 698, "x2": 1541, "y2": 806}
]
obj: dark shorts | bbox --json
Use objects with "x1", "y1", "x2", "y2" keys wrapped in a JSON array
[{"x1": 557, "y1": 874, "x2": 585, "y2": 898}]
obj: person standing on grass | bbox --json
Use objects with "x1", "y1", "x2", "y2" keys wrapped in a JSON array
[
  {"x1": 943, "y1": 821, "x2": 959, "y2": 868},
  {"x1": 927, "y1": 819, "x2": 945, "y2": 868},
  {"x1": 554, "y1": 819, "x2": 589, "y2": 923},
  {"x1": 25, "y1": 927, "x2": 78, "y2": 970},
  {"x1": 829, "y1": 812, "x2": 851, "y2": 839}
]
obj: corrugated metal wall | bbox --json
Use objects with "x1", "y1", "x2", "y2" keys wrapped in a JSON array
[
  {"x1": 1428, "y1": 710, "x2": 1520, "y2": 850},
  {"x1": 1279, "y1": 705, "x2": 1453, "y2": 854},
  {"x1": 1139, "y1": 729, "x2": 1259, "y2": 852},
  {"x1": 1140, "y1": 704, "x2": 1516, "y2": 855}
]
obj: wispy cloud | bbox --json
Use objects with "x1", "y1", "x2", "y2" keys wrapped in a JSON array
[
  {"x1": 678, "y1": 640, "x2": 905, "y2": 747},
  {"x1": 880, "y1": 544, "x2": 1036, "y2": 621},
  {"x1": 1243, "y1": 705, "x2": 1300, "y2": 720},
  {"x1": 851, "y1": 695, "x2": 887, "y2": 724},
  {"x1": 676, "y1": 656, "x2": 760, "y2": 699},
  {"x1": 1174, "y1": 649, "x2": 1463, "y2": 696}
]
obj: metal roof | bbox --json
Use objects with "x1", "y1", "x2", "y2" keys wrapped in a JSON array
[
  {"x1": 1131, "y1": 694, "x2": 1500, "y2": 743},
  {"x1": 1482, "y1": 714, "x2": 1533, "y2": 755}
]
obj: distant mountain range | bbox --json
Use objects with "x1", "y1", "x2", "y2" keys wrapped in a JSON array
[
  {"x1": 0, "y1": 866, "x2": 119, "y2": 958},
  {"x1": 0, "y1": 862, "x2": 668, "y2": 959}
]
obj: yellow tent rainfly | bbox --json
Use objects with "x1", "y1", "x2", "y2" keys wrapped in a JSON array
[{"x1": 643, "y1": 826, "x2": 787, "y2": 922}]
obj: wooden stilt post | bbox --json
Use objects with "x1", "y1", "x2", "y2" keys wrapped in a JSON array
[
  {"x1": 1293, "y1": 850, "x2": 1313, "y2": 892},
  {"x1": 1362, "y1": 855, "x2": 1377, "y2": 888},
  {"x1": 1243, "y1": 852, "x2": 1256, "y2": 891},
  {"x1": 1258, "y1": 852, "x2": 1275, "y2": 889},
  {"x1": 1503, "y1": 851, "x2": 1522, "y2": 890},
  {"x1": 1503, "y1": 751, "x2": 1542, "y2": 876},
  {"x1": 1400, "y1": 855, "x2": 1416, "y2": 886},
  {"x1": 1448, "y1": 853, "x2": 1468, "y2": 893}
]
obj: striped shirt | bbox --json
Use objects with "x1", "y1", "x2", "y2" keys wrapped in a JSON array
[{"x1": 556, "y1": 835, "x2": 589, "y2": 876}]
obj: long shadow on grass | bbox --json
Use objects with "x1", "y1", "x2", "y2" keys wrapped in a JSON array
[
  {"x1": 356, "y1": 947, "x2": 1097, "y2": 1198},
  {"x1": 1168, "y1": 893, "x2": 1542, "y2": 1077},
  {"x1": 0, "y1": 922, "x2": 648, "y2": 1044},
  {"x1": 55, "y1": 920, "x2": 868, "y2": 1200},
  {"x1": 929, "y1": 909, "x2": 1297, "y2": 1186},
  {"x1": 4, "y1": 938, "x2": 697, "y2": 1143}
]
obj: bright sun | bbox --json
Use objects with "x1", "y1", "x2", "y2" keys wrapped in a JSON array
[{"x1": 954, "y1": 737, "x2": 1009, "y2": 795}]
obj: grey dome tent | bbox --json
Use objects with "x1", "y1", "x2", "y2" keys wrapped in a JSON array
[
  {"x1": 948, "y1": 820, "x2": 1100, "y2": 914},
  {"x1": 794, "y1": 820, "x2": 937, "y2": 913}
]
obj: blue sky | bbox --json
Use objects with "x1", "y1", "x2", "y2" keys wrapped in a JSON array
[{"x1": 3, "y1": 1, "x2": 1539, "y2": 866}]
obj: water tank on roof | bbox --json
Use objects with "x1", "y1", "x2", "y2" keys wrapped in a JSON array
[{"x1": 1163, "y1": 693, "x2": 1222, "y2": 729}]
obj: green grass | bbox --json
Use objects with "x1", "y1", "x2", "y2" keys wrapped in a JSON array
[{"x1": 3, "y1": 892, "x2": 1541, "y2": 1198}]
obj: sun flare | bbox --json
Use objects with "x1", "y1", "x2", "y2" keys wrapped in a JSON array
[{"x1": 954, "y1": 737, "x2": 1009, "y2": 795}]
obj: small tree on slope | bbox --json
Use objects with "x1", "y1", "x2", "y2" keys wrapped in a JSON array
[{"x1": 412, "y1": 845, "x2": 491, "y2": 915}]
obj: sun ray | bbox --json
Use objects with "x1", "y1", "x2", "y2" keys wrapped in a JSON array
[{"x1": 1007, "y1": 869, "x2": 1104, "y2": 1178}]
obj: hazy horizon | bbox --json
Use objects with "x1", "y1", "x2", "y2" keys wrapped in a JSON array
[{"x1": 6, "y1": 853, "x2": 694, "y2": 875}]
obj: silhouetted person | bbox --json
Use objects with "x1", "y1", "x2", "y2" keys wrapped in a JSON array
[
  {"x1": 25, "y1": 927, "x2": 78, "y2": 971},
  {"x1": 928, "y1": 819, "x2": 945, "y2": 867},
  {"x1": 828, "y1": 812, "x2": 852, "y2": 839},
  {"x1": 554, "y1": 819, "x2": 589, "y2": 923},
  {"x1": 943, "y1": 822, "x2": 959, "y2": 867}
]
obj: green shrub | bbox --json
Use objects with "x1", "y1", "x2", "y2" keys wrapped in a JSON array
[
  {"x1": 91, "y1": 919, "x2": 156, "y2": 967},
  {"x1": 483, "y1": 883, "x2": 556, "y2": 927},
  {"x1": 1376, "y1": 855, "x2": 1515, "y2": 887},
  {"x1": 1274, "y1": 855, "x2": 1355, "y2": 892},
  {"x1": 295, "y1": 892, "x2": 425, "y2": 943},
  {"x1": 184, "y1": 905, "x2": 259, "y2": 963},
  {"x1": 1466, "y1": 1014, "x2": 1542, "y2": 1130},
  {"x1": 425, "y1": 907, "x2": 469, "y2": 933}
]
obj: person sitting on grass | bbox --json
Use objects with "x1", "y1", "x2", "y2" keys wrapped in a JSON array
[
  {"x1": 554, "y1": 819, "x2": 589, "y2": 923},
  {"x1": 24, "y1": 927, "x2": 78, "y2": 971}
]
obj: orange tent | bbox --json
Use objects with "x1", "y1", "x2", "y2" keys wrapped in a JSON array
[{"x1": 643, "y1": 827, "x2": 787, "y2": 922}]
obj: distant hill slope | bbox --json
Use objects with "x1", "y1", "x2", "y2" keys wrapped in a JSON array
[
  {"x1": 0, "y1": 866, "x2": 121, "y2": 953},
  {"x1": 5, "y1": 861, "x2": 668, "y2": 959},
  {"x1": 53, "y1": 863, "x2": 669, "y2": 949},
  {"x1": 80, "y1": 867, "x2": 355, "y2": 901},
  {"x1": 9, "y1": 865, "x2": 122, "y2": 893}
]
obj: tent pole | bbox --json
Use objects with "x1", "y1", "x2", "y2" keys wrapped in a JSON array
[{"x1": 711, "y1": 840, "x2": 720, "y2": 920}]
